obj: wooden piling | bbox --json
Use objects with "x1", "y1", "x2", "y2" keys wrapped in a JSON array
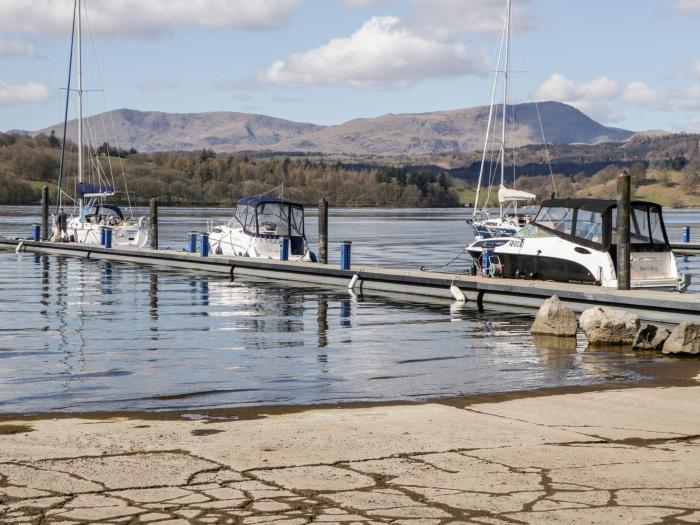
[
  {"x1": 150, "y1": 198, "x2": 158, "y2": 250},
  {"x1": 318, "y1": 198, "x2": 328, "y2": 264},
  {"x1": 617, "y1": 170, "x2": 631, "y2": 290},
  {"x1": 41, "y1": 185, "x2": 49, "y2": 241}
]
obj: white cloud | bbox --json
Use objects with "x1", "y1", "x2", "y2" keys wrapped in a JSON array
[
  {"x1": 0, "y1": 40, "x2": 41, "y2": 59},
  {"x1": 0, "y1": 0, "x2": 301, "y2": 38},
  {"x1": 535, "y1": 73, "x2": 700, "y2": 123},
  {"x1": 0, "y1": 82, "x2": 50, "y2": 105},
  {"x1": 408, "y1": 0, "x2": 537, "y2": 41},
  {"x1": 675, "y1": 0, "x2": 700, "y2": 12},
  {"x1": 259, "y1": 16, "x2": 486, "y2": 89},
  {"x1": 139, "y1": 80, "x2": 178, "y2": 92}
]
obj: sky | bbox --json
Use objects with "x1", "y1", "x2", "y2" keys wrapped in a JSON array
[{"x1": 1, "y1": 0, "x2": 700, "y2": 133}]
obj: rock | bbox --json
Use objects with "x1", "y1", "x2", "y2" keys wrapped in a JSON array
[
  {"x1": 662, "y1": 322, "x2": 700, "y2": 355},
  {"x1": 580, "y1": 307, "x2": 639, "y2": 346},
  {"x1": 633, "y1": 324, "x2": 671, "y2": 351},
  {"x1": 531, "y1": 296, "x2": 577, "y2": 337}
]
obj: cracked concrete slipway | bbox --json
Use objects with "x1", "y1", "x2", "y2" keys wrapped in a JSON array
[{"x1": 1, "y1": 386, "x2": 700, "y2": 524}]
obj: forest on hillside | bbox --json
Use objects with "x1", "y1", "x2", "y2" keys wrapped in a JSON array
[{"x1": 0, "y1": 133, "x2": 459, "y2": 207}]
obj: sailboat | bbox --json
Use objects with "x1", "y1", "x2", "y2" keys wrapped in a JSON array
[
  {"x1": 52, "y1": 0, "x2": 148, "y2": 248},
  {"x1": 467, "y1": 0, "x2": 537, "y2": 239}
]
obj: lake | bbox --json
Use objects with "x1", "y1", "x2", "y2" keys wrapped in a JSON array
[{"x1": 0, "y1": 206, "x2": 698, "y2": 413}]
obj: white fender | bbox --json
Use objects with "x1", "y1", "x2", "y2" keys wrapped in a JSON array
[
  {"x1": 348, "y1": 273, "x2": 359, "y2": 290},
  {"x1": 15, "y1": 241, "x2": 24, "y2": 253},
  {"x1": 450, "y1": 284, "x2": 467, "y2": 302},
  {"x1": 138, "y1": 216, "x2": 147, "y2": 229}
]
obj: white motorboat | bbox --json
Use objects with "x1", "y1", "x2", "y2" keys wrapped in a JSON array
[
  {"x1": 208, "y1": 197, "x2": 317, "y2": 261},
  {"x1": 467, "y1": 198, "x2": 687, "y2": 291},
  {"x1": 52, "y1": 0, "x2": 148, "y2": 248}
]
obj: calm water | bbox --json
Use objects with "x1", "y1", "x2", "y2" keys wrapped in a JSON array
[{"x1": 1, "y1": 206, "x2": 699, "y2": 413}]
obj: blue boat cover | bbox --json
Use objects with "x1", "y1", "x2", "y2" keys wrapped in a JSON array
[
  {"x1": 237, "y1": 196, "x2": 303, "y2": 208},
  {"x1": 77, "y1": 182, "x2": 115, "y2": 197}
]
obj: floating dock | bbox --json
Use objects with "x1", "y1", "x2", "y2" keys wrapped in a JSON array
[
  {"x1": 1, "y1": 237, "x2": 698, "y2": 324},
  {"x1": 671, "y1": 243, "x2": 700, "y2": 256}
]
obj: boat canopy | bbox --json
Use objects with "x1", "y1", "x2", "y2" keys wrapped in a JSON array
[
  {"x1": 531, "y1": 198, "x2": 670, "y2": 251},
  {"x1": 233, "y1": 197, "x2": 305, "y2": 238},
  {"x1": 498, "y1": 186, "x2": 536, "y2": 203},
  {"x1": 77, "y1": 182, "x2": 116, "y2": 198}
]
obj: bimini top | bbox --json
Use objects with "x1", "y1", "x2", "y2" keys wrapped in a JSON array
[
  {"x1": 237, "y1": 196, "x2": 303, "y2": 208},
  {"x1": 531, "y1": 198, "x2": 669, "y2": 251},
  {"x1": 539, "y1": 198, "x2": 662, "y2": 215}
]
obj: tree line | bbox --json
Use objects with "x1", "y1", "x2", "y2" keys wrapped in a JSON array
[{"x1": 0, "y1": 134, "x2": 459, "y2": 207}]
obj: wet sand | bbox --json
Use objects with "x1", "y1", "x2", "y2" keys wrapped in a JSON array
[{"x1": 2, "y1": 383, "x2": 700, "y2": 524}]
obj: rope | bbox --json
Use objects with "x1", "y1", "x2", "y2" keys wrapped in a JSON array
[{"x1": 420, "y1": 246, "x2": 471, "y2": 273}]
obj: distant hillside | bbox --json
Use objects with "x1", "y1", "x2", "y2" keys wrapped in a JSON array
[{"x1": 34, "y1": 102, "x2": 634, "y2": 156}]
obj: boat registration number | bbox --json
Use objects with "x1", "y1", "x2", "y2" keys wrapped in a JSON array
[{"x1": 508, "y1": 239, "x2": 525, "y2": 248}]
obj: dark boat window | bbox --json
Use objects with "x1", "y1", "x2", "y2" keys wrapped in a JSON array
[
  {"x1": 631, "y1": 206, "x2": 651, "y2": 244},
  {"x1": 534, "y1": 207, "x2": 574, "y2": 234},
  {"x1": 649, "y1": 207, "x2": 666, "y2": 244},
  {"x1": 574, "y1": 210, "x2": 603, "y2": 243},
  {"x1": 290, "y1": 206, "x2": 304, "y2": 236}
]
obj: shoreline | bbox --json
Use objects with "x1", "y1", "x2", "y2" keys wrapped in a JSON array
[{"x1": 3, "y1": 360, "x2": 699, "y2": 422}]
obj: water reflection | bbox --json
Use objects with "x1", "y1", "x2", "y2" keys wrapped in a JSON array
[{"x1": 0, "y1": 251, "x2": 692, "y2": 414}]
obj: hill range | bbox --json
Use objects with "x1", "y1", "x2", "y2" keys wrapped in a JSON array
[{"x1": 34, "y1": 101, "x2": 635, "y2": 156}]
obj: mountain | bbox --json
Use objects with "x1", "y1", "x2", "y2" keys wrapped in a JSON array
[{"x1": 35, "y1": 102, "x2": 634, "y2": 156}]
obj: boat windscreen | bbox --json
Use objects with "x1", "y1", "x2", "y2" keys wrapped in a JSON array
[
  {"x1": 257, "y1": 203, "x2": 289, "y2": 236},
  {"x1": 534, "y1": 206, "x2": 574, "y2": 235},
  {"x1": 574, "y1": 210, "x2": 603, "y2": 243}
]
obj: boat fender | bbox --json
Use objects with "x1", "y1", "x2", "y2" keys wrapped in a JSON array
[
  {"x1": 215, "y1": 246, "x2": 223, "y2": 255},
  {"x1": 308, "y1": 251, "x2": 318, "y2": 263},
  {"x1": 348, "y1": 273, "x2": 359, "y2": 290},
  {"x1": 15, "y1": 241, "x2": 24, "y2": 253},
  {"x1": 138, "y1": 216, "x2": 147, "y2": 229},
  {"x1": 450, "y1": 284, "x2": 467, "y2": 303}
]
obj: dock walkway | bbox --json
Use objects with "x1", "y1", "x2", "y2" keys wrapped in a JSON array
[{"x1": 2, "y1": 237, "x2": 698, "y2": 323}]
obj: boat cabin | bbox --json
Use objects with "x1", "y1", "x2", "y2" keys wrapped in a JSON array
[
  {"x1": 233, "y1": 197, "x2": 306, "y2": 255},
  {"x1": 529, "y1": 198, "x2": 670, "y2": 252},
  {"x1": 83, "y1": 204, "x2": 124, "y2": 225}
]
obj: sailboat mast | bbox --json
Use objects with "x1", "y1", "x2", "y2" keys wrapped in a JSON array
[
  {"x1": 472, "y1": 2, "x2": 508, "y2": 219},
  {"x1": 500, "y1": 0, "x2": 511, "y2": 219},
  {"x1": 77, "y1": 0, "x2": 84, "y2": 214}
]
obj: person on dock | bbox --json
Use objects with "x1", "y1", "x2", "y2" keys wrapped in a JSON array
[{"x1": 56, "y1": 208, "x2": 68, "y2": 240}]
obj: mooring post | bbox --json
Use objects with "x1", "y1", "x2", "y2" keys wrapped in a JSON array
[
  {"x1": 682, "y1": 226, "x2": 691, "y2": 243},
  {"x1": 318, "y1": 198, "x2": 328, "y2": 264},
  {"x1": 200, "y1": 232, "x2": 209, "y2": 257},
  {"x1": 41, "y1": 185, "x2": 49, "y2": 241},
  {"x1": 340, "y1": 241, "x2": 352, "y2": 271},
  {"x1": 617, "y1": 170, "x2": 631, "y2": 290},
  {"x1": 150, "y1": 198, "x2": 158, "y2": 250},
  {"x1": 280, "y1": 238, "x2": 289, "y2": 261}
]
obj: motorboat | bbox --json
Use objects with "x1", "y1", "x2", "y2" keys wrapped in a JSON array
[
  {"x1": 52, "y1": 0, "x2": 148, "y2": 248},
  {"x1": 466, "y1": 198, "x2": 687, "y2": 291},
  {"x1": 208, "y1": 196, "x2": 317, "y2": 261}
]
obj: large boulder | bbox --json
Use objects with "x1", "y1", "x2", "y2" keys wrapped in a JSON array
[
  {"x1": 633, "y1": 324, "x2": 671, "y2": 351},
  {"x1": 580, "y1": 307, "x2": 639, "y2": 346},
  {"x1": 531, "y1": 296, "x2": 577, "y2": 337},
  {"x1": 662, "y1": 322, "x2": 700, "y2": 355}
]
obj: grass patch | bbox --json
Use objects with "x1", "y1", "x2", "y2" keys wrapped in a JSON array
[{"x1": 0, "y1": 423, "x2": 34, "y2": 435}]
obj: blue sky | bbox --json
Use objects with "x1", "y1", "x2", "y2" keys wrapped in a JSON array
[{"x1": 1, "y1": 0, "x2": 700, "y2": 133}]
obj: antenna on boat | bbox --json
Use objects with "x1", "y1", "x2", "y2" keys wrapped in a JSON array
[
  {"x1": 56, "y1": 0, "x2": 77, "y2": 213},
  {"x1": 77, "y1": 0, "x2": 84, "y2": 216}
]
